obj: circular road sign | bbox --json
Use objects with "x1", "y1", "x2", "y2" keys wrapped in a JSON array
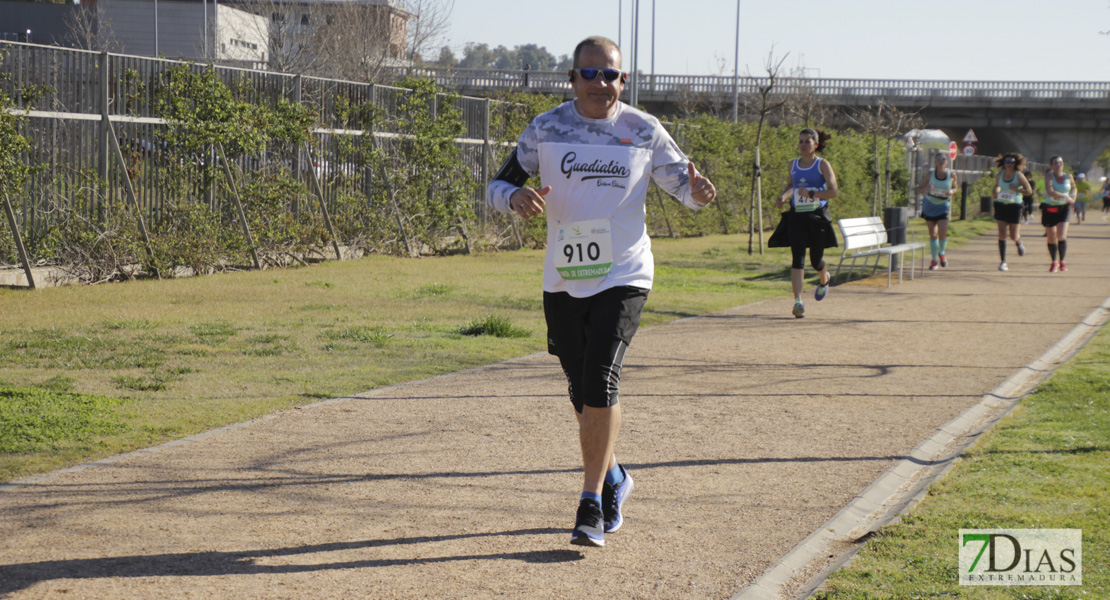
[
  {"x1": 948, "y1": 141, "x2": 958, "y2": 160},
  {"x1": 962, "y1": 144, "x2": 976, "y2": 156}
]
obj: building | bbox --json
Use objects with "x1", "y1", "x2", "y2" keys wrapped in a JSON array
[
  {"x1": 0, "y1": 0, "x2": 269, "y2": 67},
  {"x1": 227, "y1": 0, "x2": 411, "y2": 60}
]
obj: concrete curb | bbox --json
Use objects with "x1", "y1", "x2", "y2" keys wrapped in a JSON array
[{"x1": 731, "y1": 293, "x2": 1110, "y2": 600}]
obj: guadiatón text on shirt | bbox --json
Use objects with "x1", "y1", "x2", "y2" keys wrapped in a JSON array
[{"x1": 560, "y1": 152, "x2": 631, "y2": 181}]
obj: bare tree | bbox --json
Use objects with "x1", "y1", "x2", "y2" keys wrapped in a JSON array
[
  {"x1": 64, "y1": 3, "x2": 119, "y2": 52},
  {"x1": 848, "y1": 101, "x2": 923, "y2": 214},
  {"x1": 780, "y1": 66, "x2": 826, "y2": 127},
  {"x1": 231, "y1": 0, "x2": 330, "y2": 75},
  {"x1": 313, "y1": 2, "x2": 398, "y2": 82},
  {"x1": 676, "y1": 56, "x2": 734, "y2": 120},
  {"x1": 228, "y1": 0, "x2": 411, "y2": 81},
  {"x1": 404, "y1": 0, "x2": 454, "y2": 66},
  {"x1": 746, "y1": 49, "x2": 789, "y2": 255}
]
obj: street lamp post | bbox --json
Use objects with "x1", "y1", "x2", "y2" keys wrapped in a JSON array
[
  {"x1": 732, "y1": 0, "x2": 740, "y2": 123},
  {"x1": 630, "y1": 0, "x2": 639, "y2": 107}
]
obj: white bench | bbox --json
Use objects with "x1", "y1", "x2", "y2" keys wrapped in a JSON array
[{"x1": 833, "y1": 216, "x2": 926, "y2": 287}]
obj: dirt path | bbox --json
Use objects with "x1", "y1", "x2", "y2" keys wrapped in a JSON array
[{"x1": 2, "y1": 220, "x2": 1109, "y2": 600}]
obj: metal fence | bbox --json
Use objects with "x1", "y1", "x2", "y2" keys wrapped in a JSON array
[
  {"x1": 391, "y1": 65, "x2": 1110, "y2": 106},
  {"x1": 0, "y1": 41, "x2": 519, "y2": 251}
]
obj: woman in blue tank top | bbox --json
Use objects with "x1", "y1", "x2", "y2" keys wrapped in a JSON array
[
  {"x1": 991, "y1": 153, "x2": 1033, "y2": 272},
  {"x1": 768, "y1": 128, "x2": 839, "y2": 319},
  {"x1": 914, "y1": 153, "x2": 957, "y2": 270},
  {"x1": 1041, "y1": 156, "x2": 1076, "y2": 272}
]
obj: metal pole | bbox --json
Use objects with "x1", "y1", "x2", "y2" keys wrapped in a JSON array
[
  {"x1": 154, "y1": 0, "x2": 158, "y2": 56},
  {"x1": 215, "y1": 143, "x2": 262, "y2": 270},
  {"x1": 2, "y1": 193, "x2": 35, "y2": 289},
  {"x1": 202, "y1": 0, "x2": 207, "y2": 57},
  {"x1": 732, "y1": 0, "x2": 740, "y2": 123},
  {"x1": 630, "y1": 0, "x2": 639, "y2": 107},
  {"x1": 618, "y1": 0, "x2": 622, "y2": 51},
  {"x1": 650, "y1": 0, "x2": 655, "y2": 94}
]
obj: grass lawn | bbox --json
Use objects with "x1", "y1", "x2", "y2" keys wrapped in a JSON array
[
  {"x1": 812, "y1": 315, "x2": 1110, "y2": 598},
  {"x1": 0, "y1": 217, "x2": 997, "y2": 482}
]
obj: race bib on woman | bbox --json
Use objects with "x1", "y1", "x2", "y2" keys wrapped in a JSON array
[{"x1": 793, "y1": 189, "x2": 820, "y2": 213}]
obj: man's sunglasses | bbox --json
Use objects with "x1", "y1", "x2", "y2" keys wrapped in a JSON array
[{"x1": 572, "y1": 68, "x2": 626, "y2": 83}]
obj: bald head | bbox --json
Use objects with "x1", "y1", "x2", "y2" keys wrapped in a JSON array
[{"x1": 573, "y1": 36, "x2": 622, "y2": 69}]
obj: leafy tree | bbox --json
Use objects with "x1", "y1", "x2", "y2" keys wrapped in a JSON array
[
  {"x1": 459, "y1": 43, "x2": 495, "y2": 68},
  {"x1": 435, "y1": 46, "x2": 457, "y2": 67}
]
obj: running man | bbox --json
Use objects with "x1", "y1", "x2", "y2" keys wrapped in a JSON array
[
  {"x1": 1021, "y1": 170, "x2": 1037, "y2": 225},
  {"x1": 1073, "y1": 173, "x2": 1090, "y2": 224},
  {"x1": 915, "y1": 153, "x2": 957, "y2": 270},
  {"x1": 487, "y1": 36, "x2": 716, "y2": 548},
  {"x1": 1042, "y1": 156, "x2": 1076, "y2": 272},
  {"x1": 1100, "y1": 178, "x2": 1110, "y2": 214},
  {"x1": 769, "y1": 128, "x2": 839, "y2": 318},
  {"x1": 991, "y1": 153, "x2": 1032, "y2": 271}
]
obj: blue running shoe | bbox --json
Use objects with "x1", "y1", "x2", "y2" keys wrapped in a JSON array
[
  {"x1": 602, "y1": 466, "x2": 634, "y2": 533},
  {"x1": 570, "y1": 499, "x2": 605, "y2": 547},
  {"x1": 815, "y1": 277, "x2": 829, "y2": 301},
  {"x1": 792, "y1": 300, "x2": 805, "y2": 319}
]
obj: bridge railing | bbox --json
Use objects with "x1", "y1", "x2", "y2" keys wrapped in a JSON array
[{"x1": 387, "y1": 66, "x2": 1110, "y2": 103}]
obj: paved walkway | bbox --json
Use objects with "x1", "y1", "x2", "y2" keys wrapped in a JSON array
[{"x1": 2, "y1": 219, "x2": 1109, "y2": 600}]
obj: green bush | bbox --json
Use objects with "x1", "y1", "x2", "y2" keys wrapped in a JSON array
[{"x1": 458, "y1": 315, "x2": 531, "y2": 338}]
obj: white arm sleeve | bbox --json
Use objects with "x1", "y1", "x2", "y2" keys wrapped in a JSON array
[{"x1": 649, "y1": 128, "x2": 705, "y2": 211}]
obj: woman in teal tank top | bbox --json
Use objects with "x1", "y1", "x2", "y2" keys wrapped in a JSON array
[
  {"x1": 992, "y1": 153, "x2": 1033, "y2": 272},
  {"x1": 915, "y1": 153, "x2": 957, "y2": 270},
  {"x1": 1042, "y1": 156, "x2": 1076, "y2": 272}
]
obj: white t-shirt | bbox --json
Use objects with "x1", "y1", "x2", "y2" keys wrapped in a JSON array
[{"x1": 487, "y1": 101, "x2": 705, "y2": 298}]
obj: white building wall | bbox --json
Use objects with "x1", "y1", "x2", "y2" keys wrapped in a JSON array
[
  {"x1": 99, "y1": 0, "x2": 266, "y2": 64},
  {"x1": 216, "y1": 6, "x2": 268, "y2": 63}
]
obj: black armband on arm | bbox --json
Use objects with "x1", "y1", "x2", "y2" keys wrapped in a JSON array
[{"x1": 493, "y1": 148, "x2": 530, "y2": 187}]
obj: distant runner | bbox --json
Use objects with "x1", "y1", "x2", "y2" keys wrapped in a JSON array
[
  {"x1": 1073, "y1": 172, "x2": 1089, "y2": 224},
  {"x1": 1021, "y1": 170, "x2": 1037, "y2": 225},
  {"x1": 991, "y1": 153, "x2": 1032, "y2": 272},
  {"x1": 915, "y1": 153, "x2": 957, "y2": 270},
  {"x1": 1041, "y1": 156, "x2": 1076, "y2": 272}
]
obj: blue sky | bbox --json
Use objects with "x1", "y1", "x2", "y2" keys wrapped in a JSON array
[{"x1": 444, "y1": 0, "x2": 1110, "y2": 81}]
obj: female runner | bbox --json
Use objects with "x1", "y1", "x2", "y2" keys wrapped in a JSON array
[
  {"x1": 991, "y1": 153, "x2": 1032, "y2": 271},
  {"x1": 915, "y1": 153, "x2": 957, "y2": 270},
  {"x1": 1041, "y1": 156, "x2": 1076, "y2": 272},
  {"x1": 769, "y1": 128, "x2": 839, "y2": 318}
]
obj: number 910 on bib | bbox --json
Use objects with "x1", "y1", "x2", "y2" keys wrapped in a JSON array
[{"x1": 555, "y1": 219, "x2": 614, "y2": 280}]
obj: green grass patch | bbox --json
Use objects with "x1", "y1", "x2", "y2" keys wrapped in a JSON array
[
  {"x1": 457, "y1": 315, "x2": 531, "y2": 338},
  {"x1": 190, "y1": 321, "x2": 239, "y2": 345},
  {"x1": 0, "y1": 228, "x2": 992, "y2": 482},
  {"x1": 0, "y1": 383, "x2": 129, "y2": 454},
  {"x1": 320, "y1": 325, "x2": 392, "y2": 347},
  {"x1": 413, "y1": 282, "x2": 456, "y2": 298},
  {"x1": 812, "y1": 323, "x2": 1110, "y2": 599}
]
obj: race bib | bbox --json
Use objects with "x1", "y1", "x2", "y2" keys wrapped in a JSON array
[
  {"x1": 554, "y1": 219, "x2": 613, "y2": 280},
  {"x1": 997, "y1": 189, "x2": 1018, "y2": 203},
  {"x1": 793, "y1": 189, "x2": 820, "y2": 213}
]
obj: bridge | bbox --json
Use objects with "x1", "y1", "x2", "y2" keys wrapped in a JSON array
[{"x1": 396, "y1": 67, "x2": 1110, "y2": 171}]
